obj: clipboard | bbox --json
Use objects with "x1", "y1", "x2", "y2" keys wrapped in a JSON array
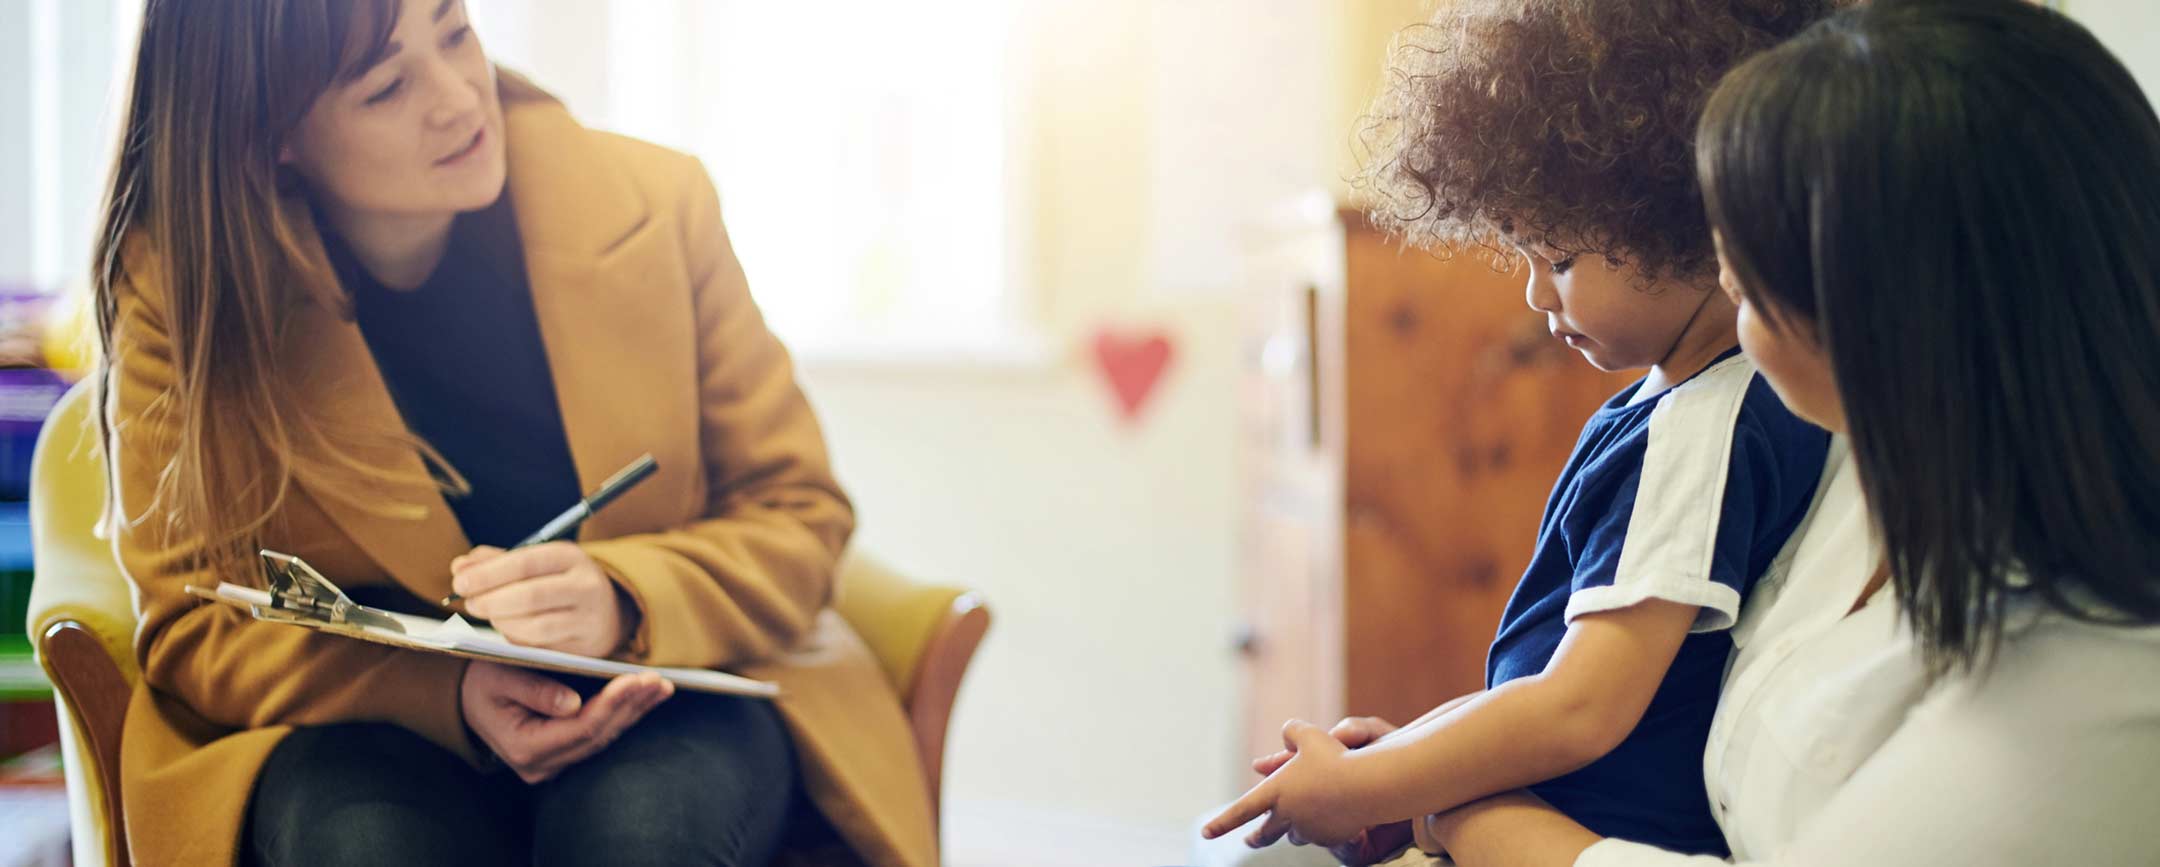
[{"x1": 183, "y1": 549, "x2": 779, "y2": 699}]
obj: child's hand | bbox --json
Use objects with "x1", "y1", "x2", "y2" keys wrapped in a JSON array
[
  {"x1": 1204, "y1": 720, "x2": 1375, "y2": 849},
  {"x1": 1251, "y1": 715, "x2": 1399, "y2": 776}
]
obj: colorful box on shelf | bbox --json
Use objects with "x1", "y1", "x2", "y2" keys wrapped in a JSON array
[
  {"x1": 0, "y1": 288, "x2": 71, "y2": 502},
  {"x1": 0, "y1": 501, "x2": 45, "y2": 699},
  {"x1": 0, "y1": 369, "x2": 66, "y2": 502}
]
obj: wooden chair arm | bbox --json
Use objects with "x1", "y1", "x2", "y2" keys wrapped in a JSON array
[
  {"x1": 37, "y1": 619, "x2": 133, "y2": 867},
  {"x1": 905, "y1": 593, "x2": 989, "y2": 815}
]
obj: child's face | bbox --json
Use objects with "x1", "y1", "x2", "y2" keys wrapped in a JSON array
[
  {"x1": 1515, "y1": 244, "x2": 1716, "y2": 373},
  {"x1": 1713, "y1": 235, "x2": 1846, "y2": 433}
]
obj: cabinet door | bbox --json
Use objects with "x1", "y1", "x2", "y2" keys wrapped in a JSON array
[
  {"x1": 1237, "y1": 490, "x2": 1342, "y2": 767},
  {"x1": 1341, "y1": 222, "x2": 1633, "y2": 726},
  {"x1": 1234, "y1": 261, "x2": 1347, "y2": 774}
]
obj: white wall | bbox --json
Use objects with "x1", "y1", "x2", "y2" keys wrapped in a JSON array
[
  {"x1": 0, "y1": 0, "x2": 130, "y2": 293},
  {"x1": 800, "y1": 2, "x2": 1348, "y2": 860},
  {"x1": 2072, "y1": 0, "x2": 2160, "y2": 98},
  {"x1": 0, "y1": 2, "x2": 30, "y2": 290},
  {"x1": 802, "y1": 304, "x2": 1247, "y2": 859}
]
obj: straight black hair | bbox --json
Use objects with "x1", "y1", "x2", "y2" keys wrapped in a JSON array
[{"x1": 1697, "y1": 0, "x2": 2160, "y2": 672}]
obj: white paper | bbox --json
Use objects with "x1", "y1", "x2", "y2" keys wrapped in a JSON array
[{"x1": 207, "y1": 582, "x2": 777, "y2": 697}]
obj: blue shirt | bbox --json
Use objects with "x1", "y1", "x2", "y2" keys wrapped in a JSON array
[{"x1": 1486, "y1": 351, "x2": 1830, "y2": 856}]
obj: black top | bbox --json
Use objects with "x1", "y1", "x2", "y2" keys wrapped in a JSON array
[{"x1": 323, "y1": 195, "x2": 585, "y2": 549}]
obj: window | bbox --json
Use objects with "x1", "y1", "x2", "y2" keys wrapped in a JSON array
[
  {"x1": 470, "y1": 0, "x2": 1032, "y2": 357},
  {"x1": 0, "y1": 0, "x2": 138, "y2": 296},
  {"x1": 0, "y1": 0, "x2": 1031, "y2": 358}
]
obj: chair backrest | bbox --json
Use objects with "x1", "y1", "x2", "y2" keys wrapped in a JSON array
[
  {"x1": 27, "y1": 380, "x2": 138, "y2": 867},
  {"x1": 27, "y1": 382, "x2": 136, "y2": 669}
]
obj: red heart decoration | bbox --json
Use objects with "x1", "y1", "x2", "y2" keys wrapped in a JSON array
[{"x1": 1092, "y1": 328, "x2": 1176, "y2": 423}]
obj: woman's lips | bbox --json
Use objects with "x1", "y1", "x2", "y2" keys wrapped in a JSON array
[{"x1": 436, "y1": 127, "x2": 486, "y2": 166}]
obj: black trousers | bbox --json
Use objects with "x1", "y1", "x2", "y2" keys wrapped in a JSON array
[{"x1": 244, "y1": 683, "x2": 798, "y2": 867}]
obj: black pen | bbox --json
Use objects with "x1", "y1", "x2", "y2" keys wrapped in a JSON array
[{"x1": 440, "y1": 454, "x2": 659, "y2": 605}]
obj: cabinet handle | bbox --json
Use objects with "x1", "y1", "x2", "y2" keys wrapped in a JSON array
[{"x1": 1303, "y1": 283, "x2": 1323, "y2": 450}]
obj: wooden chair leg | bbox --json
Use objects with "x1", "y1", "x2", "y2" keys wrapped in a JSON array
[
  {"x1": 906, "y1": 593, "x2": 990, "y2": 820},
  {"x1": 39, "y1": 621, "x2": 134, "y2": 867}
]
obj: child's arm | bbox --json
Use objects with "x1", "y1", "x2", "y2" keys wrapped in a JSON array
[
  {"x1": 1205, "y1": 597, "x2": 1701, "y2": 849},
  {"x1": 1338, "y1": 597, "x2": 1700, "y2": 824},
  {"x1": 1392, "y1": 689, "x2": 1484, "y2": 737},
  {"x1": 1251, "y1": 689, "x2": 1488, "y2": 777}
]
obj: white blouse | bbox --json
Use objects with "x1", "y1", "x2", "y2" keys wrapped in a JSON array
[{"x1": 1579, "y1": 441, "x2": 2160, "y2": 866}]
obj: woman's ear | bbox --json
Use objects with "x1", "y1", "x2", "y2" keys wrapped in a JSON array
[{"x1": 277, "y1": 142, "x2": 296, "y2": 166}]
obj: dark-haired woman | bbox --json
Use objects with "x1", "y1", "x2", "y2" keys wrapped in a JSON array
[
  {"x1": 93, "y1": 0, "x2": 933, "y2": 864},
  {"x1": 1414, "y1": 1, "x2": 2160, "y2": 864}
]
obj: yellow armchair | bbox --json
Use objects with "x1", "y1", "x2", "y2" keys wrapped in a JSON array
[{"x1": 26, "y1": 382, "x2": 989, "y2": 866}]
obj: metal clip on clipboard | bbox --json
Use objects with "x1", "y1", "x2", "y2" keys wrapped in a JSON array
[
  {"x1": 183, "y1": 549, "x2": 780, "y2": 699},
  {"x1": 255, "y1": 549, "x2": 408, "y2": 634}
]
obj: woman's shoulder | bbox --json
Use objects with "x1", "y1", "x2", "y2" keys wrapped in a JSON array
[
  {"x1": 105, "y1": 231, "x2": 172, "y2": 317},
  {"x1": 498, "y1": 68, "x2": 711, "y2": 204},
  {"x1": 1941, "y1": 605, "x2": 2160, "y2": 727},
  {"x1": 2012, "y1": 607, "x2": 2160, "y2": 667},
  {"x1": 584, "y1": 129, "x2": 709, "y2": 198}
]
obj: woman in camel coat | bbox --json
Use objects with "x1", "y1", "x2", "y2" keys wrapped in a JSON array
[{"x1": 93, "y1": 0, "x2": 933, "y2": 863}]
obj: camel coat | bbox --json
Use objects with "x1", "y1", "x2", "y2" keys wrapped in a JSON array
[{"x1": 103, "y1": 74, "x2": 936, "y2": 867}]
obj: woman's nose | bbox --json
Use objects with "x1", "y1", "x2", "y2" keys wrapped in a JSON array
[{"x1": 424, "y1": 61, "x2": 482, "y2": 128}]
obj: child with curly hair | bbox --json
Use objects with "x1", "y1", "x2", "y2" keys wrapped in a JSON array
[{"x1": 1204, "y1": 1, "x2": 1841, "y2": 861}]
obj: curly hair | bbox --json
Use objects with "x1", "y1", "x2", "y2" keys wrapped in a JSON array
[{"x1": 1354, "y1": 0, "x2": 1839, "y2": 283}]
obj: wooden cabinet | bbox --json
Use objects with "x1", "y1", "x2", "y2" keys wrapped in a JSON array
[{"x1": 1235, "y1": 202, "x2": 1633, "y2": 767}]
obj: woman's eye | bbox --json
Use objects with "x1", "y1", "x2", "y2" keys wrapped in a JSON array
[
  {"x1": 446, "y1": 26, "x2": 472, "y2": 49},
  {"x1": 1550, "y1": 256, "x2": 1577, "y2": 275},
  {"x1": 365, "y1": 78, "x2": 404, "y2": 105}
]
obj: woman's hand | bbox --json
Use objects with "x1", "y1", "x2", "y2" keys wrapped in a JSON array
[
  {"x1": 452, "y1": 543, "x2": 641, "y2": 658},
  {"x1": 459, "y1": 661, "x2": 672, "y2": 783},
  {"x1": 1204, "y1": 720, "x2": 1378, "y2": 849}
]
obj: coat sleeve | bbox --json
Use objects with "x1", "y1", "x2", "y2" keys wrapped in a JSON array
[
  {"x1": 579, "y1": 157, "x2": 857, "y2": 669},
  {"x1": 105, "y1": 256, "x2": 480, "y2": 762}
]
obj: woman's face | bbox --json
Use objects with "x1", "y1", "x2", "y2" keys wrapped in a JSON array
[
  {"x1": 281, "y1": 0, "x2": 505, "y2": 221},
  {"x1": 1715, "y1": 233, "x2": 1846, "y2": 433}
]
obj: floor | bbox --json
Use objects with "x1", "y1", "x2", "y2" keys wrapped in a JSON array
[
  {"x1": 943, "y1": 798, "x2": 1198, "y2": 867},
  {"x1": 0, "y1": 745, "x2": 69, "y2": 867}
]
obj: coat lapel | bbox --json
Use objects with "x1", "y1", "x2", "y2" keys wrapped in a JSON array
[
  {"x1": 281, "y1": 269, "x2": 471, "y2": 601},
  {"x1": 498, "y1": 87, "x2": 700, "y2": 541}
]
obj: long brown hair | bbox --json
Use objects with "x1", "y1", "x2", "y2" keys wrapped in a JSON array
[{"x1": 91, "y1": 0, "x2": 458, "y2": 584}]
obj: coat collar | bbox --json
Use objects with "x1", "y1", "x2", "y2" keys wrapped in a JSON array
[{"x1": 497, "y1": 69, "x2": 648, "y2": 260}]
